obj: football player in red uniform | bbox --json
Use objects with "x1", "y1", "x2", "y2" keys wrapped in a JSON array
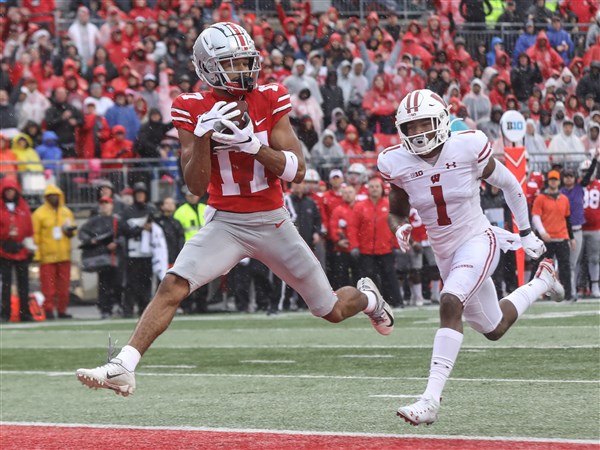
[
  {"x1": 76, "y1": 23, "x2": 394, "y2": 398},
  {"x1": 581, "y1": 153, "x2": 600, "y2": 297}
]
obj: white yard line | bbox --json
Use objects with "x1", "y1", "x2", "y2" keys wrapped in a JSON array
[
  {"x1": 2, "y1": 370, "x2": 597, "y2": 384},
  {"x1": 0, "y1": 421, "x2": 596, "y2": 445},
  {"x1": 1, "y1": 344, "x2": 597, "y2": 349},
  {"x1": 240, "y1": 360, "x2": 296, "y2": 364}
]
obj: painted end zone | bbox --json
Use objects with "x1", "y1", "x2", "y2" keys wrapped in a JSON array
[{"x1": 0, "y1": 425, "x2": 597, "y2": 450}]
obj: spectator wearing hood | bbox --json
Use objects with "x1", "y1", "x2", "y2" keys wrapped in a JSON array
[
  {"x1": 284, "y1": 60, "x2": 323, "y2": 106},
  {"x1": 78, "y1": 98, "x2": 110, "y2": 159},
  {"x1": 339, "y1": 125, "x2": 363, "y2": 162},
  {"x1": 44, "y1": 87, "x2": 84, "y2": 158},
  {"x1": 546, "y1": 15, "x2": 574, "y2": 65},
  {"x1": 105, "y1": 90, "x2": 140, "y2": 142},
  {"x1": 134, "y1": 108, "x2": 173, "y2": 159},
  {"x1": 290, "y1": 86, "x2": 324, "y2": 135},
  {"x1": 511, "y1": 53, "x2": 543, "y2": 104},
  {"x1": 35, "y1": 131, "x2": 62, "y2": 173},
  {"x1": 311, "y1": 129, "x2": 345, "y2": 167},
  {"x1": 565, "y1": 94, "x2": 584, "y2": 118},
  {"x1": 16, "y1": 79, "x2": 51, "y2": 129},
  {"x1": 336, "y1": 60, "x2": 353, "y2": 107},
  {"x1": 586, "y1": 11, "x2": 600, "y2": 48},
  {"x1": 11, "y1": 133, "x2": 43, "y2": 173},
  {"x1": 572, "y1": 113, "x2": 587, "y2": 139},
  {"x1": 32, "y1": 184, "x2": 76, "y2": 319},
  {"x1": 556, "y1": 66, "x2": 577, "y2": 96},
  {"x1": 139, "y1": 73, "x2": 160, "y2": 110},
  {"x1": 0, "y1": 133, "x2": 18, "y2": 177},
  {"x1": 576, "y1": 60, "x2": 600, "y2": 104},
  {"x1": 539, "y1": 109, "x2": 558, "y2": 142},
  {"x1": 486, "y1": 37, "x2": 504, "y2": 67},
  {"x1": 513, "y1": 21, "x2": 538, "y2": 66},
  {"x1": 68, "y1": 6, "x2": 100, "y2": 71},
  {"x1": 463, "y1": 78, "x2": 492, "y2": 123},
  {"x1": 526, "y1": 0, "x2": 554, "y2": 29},
  {"x1": 102, "y1": 125, "x2": 135, "y2": 170},
  {"x1": 400, "y1": 32, "x2": 433, "y2": 70},
  {"x1": 525, "y1": 118, "x2": 550, "y2": 164},
  {"x1": 581, "y1": 123, "x2": 600, "y2": 158},
  {"x1": 479, "y1": 105, "x2": 505, "y2": 142},
  {"x1": 320, "y1": 71, "x2": 344, "y2": 129},
  {"x1": 526, "y1": 30, "x2": 564, "y2": 80},
  {"x1": 549, "y1": 118, "x2": 587, "y2": 163},
  {"x1": 0, "y1": 177, "x2": 35, "y2": 322},
  {"x1": 362, "y1": 74, "x2": 398, "y2": 135},
  {"x1": 489, "y1": 75, "x2": 510, "y2": 111}
]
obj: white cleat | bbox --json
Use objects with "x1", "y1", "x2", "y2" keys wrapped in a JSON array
[
  {"x1": 357, "y1": 277, "x2": 394, "y2": 336},
  {"x1": 535, "y1": 258, "x2": 565, "y2": 302},
  {"x1": 397, "y1": 394, "x2": 440, "y2": 426},
  {"x1": 76, "y1": 358, "x2": 136, "y2": 397}
]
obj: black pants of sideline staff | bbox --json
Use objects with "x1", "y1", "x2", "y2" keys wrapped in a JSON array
[
  {"x1": 530, "y1": 240, "x2": 572, "y2": 300},
  {"x1": 123, "y1": 257, "x2": 153, "y2": 317},
  {"x1": 359, "y1": 253, "x2": 404, "y2": 307},
  {"x1": 0, "y1": 257, "x2": 32, "y2": 321}
]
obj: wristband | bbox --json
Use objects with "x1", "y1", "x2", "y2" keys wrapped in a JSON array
[
  {"x1": 280, "y1": 151, "x2": 299, "y2": 182},
  {"x1": 519, "y1": 228, "x2": 532, "y2": 237}
]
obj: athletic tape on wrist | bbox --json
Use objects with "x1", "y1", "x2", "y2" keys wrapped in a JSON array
[{"x1": 280, "y1": 151, "x2": 299, "y2": 182}]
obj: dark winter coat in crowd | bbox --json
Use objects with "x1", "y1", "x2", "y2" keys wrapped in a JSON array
[
  {"x1": 44, "y1": 97, "x2": 84, "y2": 157},
  {"x1": 576, "y1": 63, "x2": 600, "y2": 103},
  {"x1": 320, "y1": 72, "x2": 345, "y2": 129},
  {"x1": 287, "y1": 193, "x2": 322, "y2": 250},
  {"x1": 154, "y1": 215, "x2": 184, "y2": 265},
  {"x1": 134, "y1": 109, "x2": 174, "y2": 159},
  {"x1": 510, "y1": 56, "x2": 543, "y2": 103}
]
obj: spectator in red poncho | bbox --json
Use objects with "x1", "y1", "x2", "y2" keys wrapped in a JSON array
[
  {"x1": 421, "y1": 15, "x2": 453, "y2": 54},
  {"x1": 569, "y1": 57, "x2": 585, "y2": 80},
  {"x1": 406, "y1": 20, "x2": 428, "y2": 50},
  {"x1": 78, "y1": 98, "x2": 110, "y2": 159},
  {"x1": 37, "y1": 61, "x2": 63, "y2": 98},
  {"x1": 559, "y1": 0, "x2": 598, "y2": 32},
  {"x1": 339, "y1": 125, "x2": 363, "y2": 162},
  {"x1": 583, "y1": 35, "x2": 600, "y2": 67},
  {"x1": 493, "y1": 49, "x2": 512, "y2": 83},
  {"x1": 489, "y1": 75, "x2": 510, "y2": 110},
  {"x1": 111, "y1": 62, "x2": 132, "y2": 93},
  {"x1": 101, "y1": 125, "x2": 135, "y2": 169},
  {"x1": 99, "y1": 6, "x2": 124, "y2": 46},
  {"x1": 401, "y1": 32, "x2": 433, "y2": 70},
  {"x1": 525, "y1": 30, "x2": 564, "y2": 79},
  {"x1": 128, "y1": 43, "x2": 156, "y2": 78},
  {"x1": 65, "y1": 74, "x2": 87, "y2": 111},
  {"x1": 362, "y1": 74, "x2": 398, "y2": 135},
  {"x1": 104, "y1": 28, "x2": 132, "y2": 70},
  {"x1": 565, "y1": 94, "x2": 584, "y2": 118},
  {"x1": 129, "y1": 0, "x2": 157, "y2": 21}
]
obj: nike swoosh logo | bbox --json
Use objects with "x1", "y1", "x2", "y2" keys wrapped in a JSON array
[
  {"x1": 384, "y1": 307, "x2": 394, "y2": 328},
  {"x1": 255, "y1": 118, "x2": 266, "y2": 126},
  {"x1": 275, "y1": 219, "x2": 286, "y2": 229},
  {"x1": 106, "y1": 372, "x2": 124, "y2": 379}
]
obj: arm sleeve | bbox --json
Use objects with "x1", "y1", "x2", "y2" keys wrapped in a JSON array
[
  {"x1": 566, "y1": 216, "x2": 574, "y2": 240},
  {"x1": 581, "y1": 157, "x2": 598, "y2": 187},
  {"x1": 532, "y1": 215, "x2": 547, "y2": 235},
  {"x1": 484, "y1": 159, "x2": 531, "y2": 231}
]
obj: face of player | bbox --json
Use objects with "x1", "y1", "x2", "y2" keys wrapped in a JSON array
[
  {"x1": 220, "y1": 57, "x2": 250, "y2": 84},
  {"x1": 404, "y1": 118, "x2": 438, "y2": 155}
]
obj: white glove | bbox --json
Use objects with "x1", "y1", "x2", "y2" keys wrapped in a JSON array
[
  {"x1": 395, "y1": 224, "x2": 412, "y2": 253},
  {"x1": 521, "y1": 231, "x2": 546, "y2": 259},
  {"x1": 212, "y1": 118, "x2": 261, "y2": 155},
  {"x1": 194, "y1": 101, "x2": 240, "y2": 138}
]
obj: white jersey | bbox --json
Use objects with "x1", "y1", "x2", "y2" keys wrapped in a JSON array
[{"x1": 378, "y1": 130, "x2": 493, "y2": 258}]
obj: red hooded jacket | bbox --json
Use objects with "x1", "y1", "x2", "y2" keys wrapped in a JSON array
[{"x1": 0, "y1": 178, "x2": 34, "y2": 261}]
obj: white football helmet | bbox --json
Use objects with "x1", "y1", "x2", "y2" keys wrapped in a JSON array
[
  {"x1": 192, "y1": 22, "x2": 261, "y2": 94},
  {"x1": 395, "y1": 89, "x2": 451, "y2": 155},
  {"x1": 347, "y1": 162, "x2": 367, "y2": 184}
]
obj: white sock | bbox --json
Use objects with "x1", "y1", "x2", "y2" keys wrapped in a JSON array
[
  {"x1": 412, "y1": 283, "x2": 423, "y2": 300},
  {"x1": 362, "y1": 291, "x2": 377, "y2": 314},
  {"x1": 116, "y1": 345, "x2": 141, "y2": 372},
  {"x1": 592, "y1": 281, "x2": 599, "y2": 294},
  {"x1": 423, "y1": 328, "x2": 463, "y2": 403},
  {"x1": 589, "y1": 261, "x2": 599, "y2": 289},
  {"x1": 431, "y1": 280, "x2": 440, "y2": 301},
  {"x1": 504, "y1": 278, "x2": 549, "y2": 317}
]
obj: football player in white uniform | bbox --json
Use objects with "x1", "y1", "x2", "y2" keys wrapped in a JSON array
[{"x1": 378, "y1": 89, "x2": 565, "y2": 426}]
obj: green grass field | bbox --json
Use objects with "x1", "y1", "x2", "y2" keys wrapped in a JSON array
[{"x1": 1, "y1": 301, "x2": 599, "y2": 441}]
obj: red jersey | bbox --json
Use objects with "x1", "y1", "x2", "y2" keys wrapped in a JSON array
[
  {"x1": 409, "y1": 208, "x2": 429, "y2": 244},
  {"x1": 583, "y1": 180, "x2": 600, "y2": 231},
  {"x1": 350, "y1": 197, "x2": 397, "y2": 255},
  {"x1": 171, "y1": 84, "x2": 292, "y2": 213}
]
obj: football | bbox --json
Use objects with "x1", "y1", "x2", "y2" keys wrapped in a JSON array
[
  {"x1": 215, "y1": 100, "x2": 249, "y2": 134},
  {"x1": 211, "y1": 100, "x2": 249, "y2": 151}
]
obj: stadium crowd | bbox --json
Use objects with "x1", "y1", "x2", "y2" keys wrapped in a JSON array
[{"x1": 0, "y1": 0, "x2": 599, "y2": 321}]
